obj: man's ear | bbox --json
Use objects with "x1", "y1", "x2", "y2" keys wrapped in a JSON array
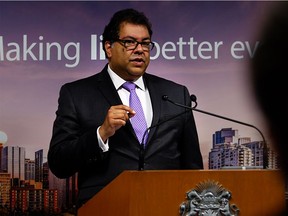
[{"x1": 105, "y1": 41, "x2": 113, "y2": 58}]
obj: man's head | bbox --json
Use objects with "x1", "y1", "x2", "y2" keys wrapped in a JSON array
[
  {"x1": 102, "y1": 8, "x2": 154, "y2": 81},
  {"x1": 102, "y1": 8, "x2": 153, "y2": 51}
]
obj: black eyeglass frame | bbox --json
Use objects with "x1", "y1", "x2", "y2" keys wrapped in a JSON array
[{"x1": 113, "y1": 39, "x2": 155, "y2": 51}]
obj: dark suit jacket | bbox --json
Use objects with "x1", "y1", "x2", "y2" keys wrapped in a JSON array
[{"x1": 48, "y1": 64, "x2": 203, "y2": 206}]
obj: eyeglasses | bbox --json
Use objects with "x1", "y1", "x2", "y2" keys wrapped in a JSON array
[{"x1": 114, "y1": 39, "x2": 155, "y2": 51}]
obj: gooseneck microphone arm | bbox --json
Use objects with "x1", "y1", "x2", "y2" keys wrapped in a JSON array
[{"x1": 162, "y1": 95, "x2": 268, "y2": 169}]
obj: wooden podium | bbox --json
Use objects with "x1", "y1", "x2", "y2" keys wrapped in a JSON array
[{"x1": 78, "y1": 170, "x2": 286, "y2": 216}]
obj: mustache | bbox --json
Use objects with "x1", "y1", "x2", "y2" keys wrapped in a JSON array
[{"x1": 130, "y1": 56, "x2": 145, "y2": 62}]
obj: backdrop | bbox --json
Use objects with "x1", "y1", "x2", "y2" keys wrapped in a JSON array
[{"x1": 0, "y1": 1, "x2": 276, "y2": 169}]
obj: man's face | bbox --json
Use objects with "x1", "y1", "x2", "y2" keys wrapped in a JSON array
[{"x1": 105, "y1": 22, "x2": 151, "y2": 81}]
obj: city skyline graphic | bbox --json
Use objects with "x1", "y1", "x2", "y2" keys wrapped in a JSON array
[{"x1": 0, "y1": 1, "x2": 276, "y2": 168}]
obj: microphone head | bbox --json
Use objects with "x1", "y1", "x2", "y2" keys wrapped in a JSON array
[
  {"x1": 190, "y1": 94, "x2": 197, "y2": 103},
  {"x1": 162, "y1": 95, "x2": 169, "y2": 101}
]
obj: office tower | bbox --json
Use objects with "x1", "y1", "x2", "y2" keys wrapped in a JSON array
[
  {"x1": 0, "y1": 143, "x2": 3, "y2": 171},
  {"x1": 209, "y1": 128, "x2": 253, "y2": 169},
  {"x1": 0, "y1": 172, "x2": 10, "y2": 208},
  {"x1": 25, "y1": 158, "x2": 35, "y2": 180},
  {"x1": 49, "y1": 169, "x2": 66, "y2": 212},
  {"x1": 35, "y1": 149, "x2": 48, "y2": 189},
  {"x1": 212, "y1": 127, "x2": 239, "y2": 146},
  {"x1": 0, "y1": 131, "x2": 8, "y2": 172},
  {"x1": 1, "y1": 146, "x2": 25, "y2": 182}
]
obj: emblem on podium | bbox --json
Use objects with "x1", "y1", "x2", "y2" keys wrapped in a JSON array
[{"x1": 179, "y1": 180, "x2": 239, "y2": 216}]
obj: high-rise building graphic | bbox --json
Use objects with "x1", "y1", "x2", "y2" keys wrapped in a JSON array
[
  {"x1": 25, "y1": 158, "x2": 35, "y2": 180},
  {"x1": 10, "y1": 187, "x2": 59, "y2": 214},
  {"x1": 66, "y1": 173, "x2": 78, "y2": 211},
  {"x1": 209, "y1": 128, "x2": 276, "y2": 169},
  {"x1": 0, "y1": 143, "x2": 3, "y2": 172},
  {"x1": 49, "y1": 169, "x2": 66, "y2": 212},
  {"x1": 35, "y1": 149, "x2": 49, "y2": 189},
  {"x1": 0, "y1": 172, "x2": 11, "y2": 208},
  {"x1": 1, "y1": 146, "x2": 25, "y2": 181}
]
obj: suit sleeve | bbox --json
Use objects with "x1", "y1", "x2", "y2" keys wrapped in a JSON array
[{"x1": 48, "y1": 84, "x2": 106, "y2": 179}]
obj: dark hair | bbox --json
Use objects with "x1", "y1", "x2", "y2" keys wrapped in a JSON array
[{"x1": 102, "y1": 8, "x2": 153, "y2": 56}]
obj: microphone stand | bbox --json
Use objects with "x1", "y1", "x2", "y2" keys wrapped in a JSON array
[{"x1": 163, "y1": 95, "x2": 269, "y2": 169}]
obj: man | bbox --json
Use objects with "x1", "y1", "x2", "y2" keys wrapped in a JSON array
[{"x1": 48, "y1": 8, "x2": 203, "y2": 207}]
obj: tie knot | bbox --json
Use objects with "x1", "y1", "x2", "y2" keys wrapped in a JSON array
[{"x1": 122, "y1": 81, "x2": 136, "y2": 92}]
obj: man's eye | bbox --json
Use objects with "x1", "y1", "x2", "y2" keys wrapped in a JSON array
[
  {"x1": 125, "y1": 40, "x2": 136, "y2": 45},
  {"x1": 142, "y1": 42, "x2": 150, "y2": 46}
]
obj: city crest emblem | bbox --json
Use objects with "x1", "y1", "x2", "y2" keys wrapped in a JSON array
[{"x1": 179, "y1": 180, "x2": 239, "y2": 216}]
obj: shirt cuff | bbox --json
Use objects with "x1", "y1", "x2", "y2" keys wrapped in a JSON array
[{"x1": 97, "y1": 127, "x2": 109, "y2": 152}]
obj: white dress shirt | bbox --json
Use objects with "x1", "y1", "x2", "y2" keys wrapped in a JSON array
[{"x1": 97, "y1": 65, "x2": 153, "y2": 151}]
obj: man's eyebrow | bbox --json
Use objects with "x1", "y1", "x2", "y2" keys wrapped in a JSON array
[{"x1": 121, "y1": 36, "x2": 151, "y2": 41}]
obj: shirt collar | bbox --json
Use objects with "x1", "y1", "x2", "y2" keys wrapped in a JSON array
[{"x1": 107, "y1": 64, "x2": 146, "y2": 91}]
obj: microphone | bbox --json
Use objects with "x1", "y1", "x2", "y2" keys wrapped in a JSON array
[
  {"x1": 162, "y1": 95, "x2": 268, "y2": 169},
  {"x1": 190, "y1": 94, "x2": 198, "y2": 108},
  {"x1": 139, "y1": 109, "x2": 191, "y2": 171}
]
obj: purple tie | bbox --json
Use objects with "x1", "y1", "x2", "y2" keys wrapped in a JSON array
[{"x1": 122, "y1": 82, "x2": 148, "y2": 145}]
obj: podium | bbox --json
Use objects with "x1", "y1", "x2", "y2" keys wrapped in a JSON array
[{"x1": 78, "y1": 170, "x2": 286, "y2": 216}]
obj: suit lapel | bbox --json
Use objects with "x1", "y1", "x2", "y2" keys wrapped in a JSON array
[
  {"x1": 95, "y1": 65, "x2": 138, "y2": 142},
  {"x1": 143, "y1": 74, "x2": 162, "y2": 146},
  {"x1": 95, "y1": 66, "x2": 122, "y2": 106}
]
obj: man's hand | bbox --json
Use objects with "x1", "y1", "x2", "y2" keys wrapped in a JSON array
[{"x1": 99, "y1": 105, "x2": 135, "y2": 142}]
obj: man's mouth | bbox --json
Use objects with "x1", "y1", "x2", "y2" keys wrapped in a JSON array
[{"x1": 131, "y1": 58, "x2": 144, "y2": 62}]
